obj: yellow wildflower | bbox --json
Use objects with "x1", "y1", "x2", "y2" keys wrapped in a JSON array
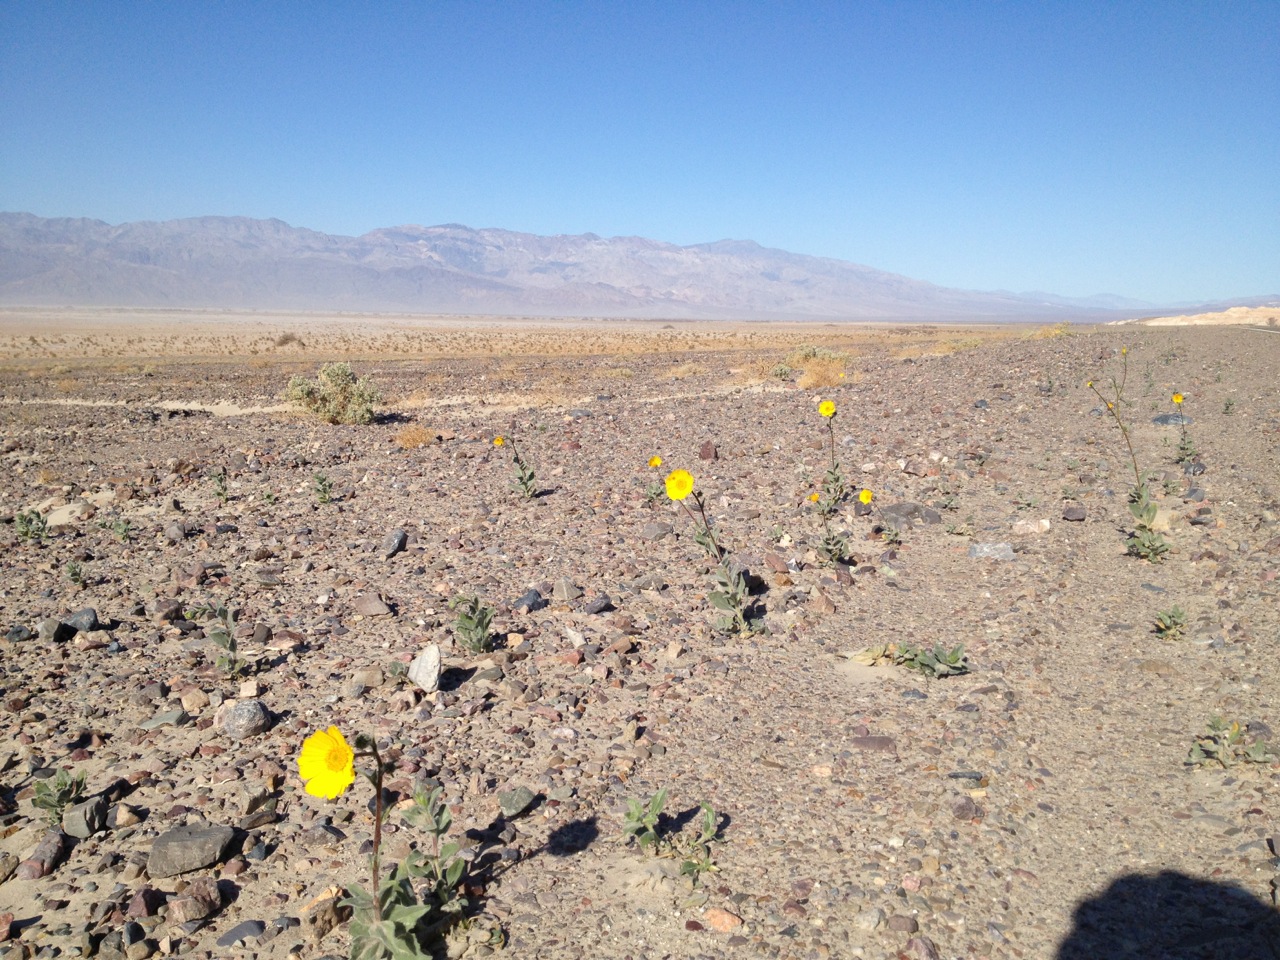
[
  {"x1": 859, "y1": 489, "x2": 873, "y2": 505},
  {"x1": 818, "y1": 400, "x2": 836, "y2": 418},
  {"x1": 648, "y1": 456, "x2": 663, "y2": 468},
  {"x1": 1172, "y1": 393, "x2": 1184, "y2": 405},
  {"x1": 493, "y1": 436, "x2": 505, "y2": 447},
  {"x1": 665, "y1": 469, "x2": 694, "y2": 502},
  {"x1": 298, "y1": 726, "x2": 355, "y2": 800},
  {"x1": 808, "y1": 492, "x2": 820, "y2": 503}
]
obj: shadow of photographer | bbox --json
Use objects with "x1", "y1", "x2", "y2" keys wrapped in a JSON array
[{"x1": 1057, "y1": 869, "x2": 1279, "y2": 959}]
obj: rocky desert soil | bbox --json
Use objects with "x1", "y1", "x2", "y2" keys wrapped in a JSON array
[{"x1": 0, "y1": 317, "x2": 1277, "y2": 960}]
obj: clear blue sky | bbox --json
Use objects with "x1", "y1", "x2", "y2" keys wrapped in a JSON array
[{"x1": 2, "y1": 1, "x2": 1276, "y2": 304}]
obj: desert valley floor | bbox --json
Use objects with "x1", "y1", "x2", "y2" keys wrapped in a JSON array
[{"x1": 0, "y1": 311, "x2": 1277, "y2": 960}]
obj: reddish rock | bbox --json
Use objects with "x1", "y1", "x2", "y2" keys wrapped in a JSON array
[
  {"x1": 15, "y1": 830, "x2": 67, "y2": 880},
  {"x1": 703, "y1": 907, "x2": 743, "y2": 932}
]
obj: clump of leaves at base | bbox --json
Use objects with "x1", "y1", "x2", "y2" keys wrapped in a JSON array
[
  {"x1": 344, "y1": 786, "x2": 469, "y2": 960},
  {"x1": 449, "y1": 594, "x2": 494, "y2": 654},
  {"x1": 33, "y1": 768, "x2": 87, "y2": 826},
  {"x1": 65, "y1": 560, "x2": 86, "y2": 587},
  {"x1": 211, "y1": 468, "x2": 229, "y2": 505},
  {"x1": 1152, "y1": 606, "x2": 1186, "y2": 640},
  {"x1": 709, "y1": 561, "x2": 752, "y2": 634},
  {"x1": 622, "y1": 787, "x2": 666, "y2": 852},
  {"x1": 286, "y1": 361, "x2": 380, "y2": 425},
  {"x1": 15, "y1": 510, "x2": 49, "y2": 543},
  {"x1": 312, "y1": 472, "x2": 334, "y2": 504},
  {"x1": 622, "y1": 788, "x2": 721, "y2": 884},
  {"x1": 1126, "y1": 484, "x2": 1169, "y2": 562},
  {"x1": 854, "y1": 642, "x2": 969, "y2": 678},
  {"x1": 187, "y1": 601, "x2": 247, "y2": 677},
  {"x1": 1186, "y1": 717, "x2": 1276, "y2": 769}
]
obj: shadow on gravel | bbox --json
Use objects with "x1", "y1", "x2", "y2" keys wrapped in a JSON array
[
  {"x1": 545, "y1": 816, "x2": 599, "y2": 856},
  {"x1": 1056, "y1": 870, "x2": 1280, "y2": 960}
]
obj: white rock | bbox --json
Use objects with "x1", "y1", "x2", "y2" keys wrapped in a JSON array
[{"x1": 408, "y1": 643, "x2": 441, "y2": 694}]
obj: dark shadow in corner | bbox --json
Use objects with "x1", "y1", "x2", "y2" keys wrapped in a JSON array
[{"x1": 1056, "y1": 869, "x2": 1280, "y2": 960}]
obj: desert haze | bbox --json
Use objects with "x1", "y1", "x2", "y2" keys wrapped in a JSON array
[{"x1": 5, "y1": 212, "x2": 1274, "y2": 322}]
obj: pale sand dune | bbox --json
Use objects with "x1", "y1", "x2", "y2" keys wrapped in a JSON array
[{"x1": 1115, "y1": 305, "x2": 1280, "y2": 327}]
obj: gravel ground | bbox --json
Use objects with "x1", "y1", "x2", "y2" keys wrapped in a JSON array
[{"x1": 0, "y1": 321, "x2": 1277, "y2": 960}]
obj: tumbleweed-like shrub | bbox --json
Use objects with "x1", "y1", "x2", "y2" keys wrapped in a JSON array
[{"x1": 286, "y1": 362, "x2": 380, "y2": 424}]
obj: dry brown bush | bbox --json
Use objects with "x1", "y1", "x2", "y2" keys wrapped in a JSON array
[
  {"x1": 666, "y1": 362, "x2": 707, "y2": 379},
  {"x1": 394, "y1": 424, "x2": 438, "y2": 449},
  {"x1": 796, "y1": 356, "x2": 847, "y2": 389}
]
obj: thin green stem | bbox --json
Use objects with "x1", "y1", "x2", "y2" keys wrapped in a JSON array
[
  {"x1": 1087, "y1": 379, "x2": 1143, "y2": 491},
  {"x1": 356, "y1": 745, "x2": 385, "y2": 924}
]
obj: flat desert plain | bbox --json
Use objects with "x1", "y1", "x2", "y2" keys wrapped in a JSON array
[{"x1": 0, "y1": 309, "x2": 1277, "y2": 960}]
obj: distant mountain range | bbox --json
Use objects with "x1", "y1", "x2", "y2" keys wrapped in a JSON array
[{"x1": 0, "y1": 212, "x2": 1272, "y2": 321}]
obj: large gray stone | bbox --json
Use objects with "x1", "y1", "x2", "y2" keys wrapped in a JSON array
[
  {"x1": 167, "y1": 876, "x2": 223, "y2": 923},
  {"x1": 63, "y1": 608, "x2": 100, "y2": 633},
  {"x1": 216, "y1": 919, "x2": 266, "y2": 947},
  {"x1": 62, "y1": 793, "x2": 109, "y2": 839},
  {"x1": 147, "y1": 824, "x2": 235, "y2": 878},
  {"x1": 498, "y1": 786, "x2": 537, "y2": 819},
  {"x1": 353, "y1": 594, "x2": 392, "y2": 617},
  {"x1": 215, "y1": 699, "x2": 271, "y2": 740},
  {"x1": 380, "y1": 528, "x2": 407, "y2": 559}
]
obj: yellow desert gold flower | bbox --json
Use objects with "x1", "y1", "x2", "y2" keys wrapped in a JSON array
[
  {"x1": 808, "y1": 492, "x2": 820, "y2": 503},
  {"x1": 1172, "y1": 393, "x2": 1184, "y2": 405},
  {"x1": 298, "y1": 726, "x2": 355, "y2": 799},
  {"x1": 859, "y1": 489, "x2": 874, "y2": 505},
  {"x1": 665, "y1": 469, "x2": 694, "y2": 501},
  {"x1": 648, "y1": 456, "x2": 663, "y2": 468},
  {"x1": 493, "y1": 436, "x2": 505, "y2": 447},
  {"x1": 818, "y1": 400, "x2": 836, "y2": 418},
  {"x1": 1121, "y1": 347, "x2": 1128, "y2": 355}
]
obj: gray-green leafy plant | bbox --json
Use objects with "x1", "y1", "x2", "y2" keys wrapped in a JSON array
[
  {"x1": 1186, "y1": 717, "x2": 1276, "y2": 769},
  {"x1": 449, "y1": 594, "x2": 494, "y2": 654},
  {"x1": 495, "y1": 436, "x2": 537, "y2": 499},
  {"x1": 312, "y1": 472, "x2": 334, "y2": 504},
  {"x1": 897, "y1": 642, "x2": 969, "y2": 678},
  {"x1": 1152, "y1": 605, "x2": 1186, "y2": 640},
  {"x1": 187, "y1": 601, "x2": 246, "y2": 677},
  {"x1": 286, "y1": 361, "x2": 380, "y2": 425},
  {"x1": 341, "y1": 738, "x2": 473, "y2": 960},
  {"x1": 622, "y1": 789, "x2": 721, "y2": 884},
  {"x1": 855, "y1": 642, "x2": 969, "y2": 678},
  {"x1": 1223, "y1": 398, "x2": 1235, "y2": 415},
  {"x1": 1126, "y1": 486, "x2": 1169, "y2": 562},
  {"x1": 32, "y1": 768, "x2": 87, "y2": 826},
  {"x1": 211, "y1": 468, "x2": 229, "y2": 504},
  {"x1": 64, "y1": 560, "x2": 85, "y2": 587},
  {"x1": 15, "y1": 510, "x2": 49, "y2": 543},
  {"x1": 112, "y1": 518, "x2": 132, "y2": 542},
  {"x1": 622, "y1": 787, "x2": 666, "y2": 852},
  {"x1": 669, "y1": 477, "x2": 755, "y2": 634}
]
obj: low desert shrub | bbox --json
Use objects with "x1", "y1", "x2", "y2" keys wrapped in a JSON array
[{"x1": 286, "y1": 362, "x2": 380, "y2": 424}]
